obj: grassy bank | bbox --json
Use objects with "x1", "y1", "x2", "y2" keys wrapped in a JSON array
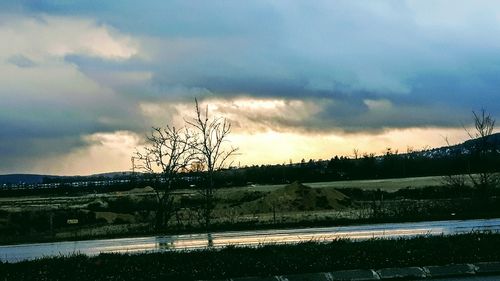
[{"x1": 2, "y1": 233, "x2": 500, "y2": 281}]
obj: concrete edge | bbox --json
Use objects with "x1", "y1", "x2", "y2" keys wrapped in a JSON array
[
  {"x1": 328, "y1": 269, "x2": 380, "y2": 280},
  {"x1": 376, "y1": 266, "x2": 427, "y2": 279},
  {"x1": 423, "y1": 263, "x2": 476, "y2": 278},
  {"x1": 475, "y1": 261, "x2": 500, "y2": 274},
  {"x1": 206, "y1": 261, "x2": 500, "y2": 281}
]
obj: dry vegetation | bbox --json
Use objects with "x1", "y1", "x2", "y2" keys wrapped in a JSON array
[{"x1": 1, "y1": 175, "x2": 499, "y2": 244}]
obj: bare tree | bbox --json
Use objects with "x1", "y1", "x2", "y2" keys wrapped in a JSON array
[
  {"x1": 186, "y1": 98, "x2": 239, "y2": 232},
  {"x1": 133, "y1": 126, "x2": 195, "y2": 230},
  {"x1": 352, "y1": 148, "x2": 359, "y2": 160},
  {"x1": 466, "y1": 109, "x2": 495, "y2": 140},
  {"x1": 466, "y1": 109, "x2": 499, "y2": 193}
]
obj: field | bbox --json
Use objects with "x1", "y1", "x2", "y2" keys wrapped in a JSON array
[
  {"x1": 219, "y1": 175, "x2": 446, "y2": 194},
  {"x1": 1, "y1": 175, "x2": 499, "y2": 244}
]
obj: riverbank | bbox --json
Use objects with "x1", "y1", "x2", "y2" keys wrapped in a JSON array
[{"x1": 2, "y1": 233, "x2": 500, "y2": 281}]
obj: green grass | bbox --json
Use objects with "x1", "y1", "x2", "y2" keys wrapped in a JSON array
[{"x1": 2, "y1": 233, "x2": 500, "y2": 281}]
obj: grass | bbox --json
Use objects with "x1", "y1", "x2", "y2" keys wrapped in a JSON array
[{"x1": 1, "y1": 232, "x2": 500, "y2": 281}]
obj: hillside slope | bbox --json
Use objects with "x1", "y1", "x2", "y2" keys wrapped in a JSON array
[{"x1": 239, "y1": 182, "x2": 351, "y2": 212}]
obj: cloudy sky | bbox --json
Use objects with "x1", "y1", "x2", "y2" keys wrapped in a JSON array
[{"x1": 1, "y1": 1, "x2": 499, "y2": 175}]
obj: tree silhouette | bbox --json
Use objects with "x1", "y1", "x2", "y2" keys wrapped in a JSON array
[
  {"x1": 133, "y1": 126, "x2": 195, "y2": 230},
  {"x1": 187, "y1": 98, "x2": 239, "y2": 235}
]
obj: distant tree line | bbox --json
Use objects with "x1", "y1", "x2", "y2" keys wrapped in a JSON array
[
  {"x1": 209, "y1": 147, "x2": 500, "y2": 187},
  {"x1": 2, "y1": 139, "x2": 498, "y2": 198}
]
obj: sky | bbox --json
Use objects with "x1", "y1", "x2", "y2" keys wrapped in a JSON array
[{"x1": 1, "y1": 0, "x2": 500, "y2": 175}]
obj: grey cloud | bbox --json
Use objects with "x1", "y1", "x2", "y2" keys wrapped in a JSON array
[
  {"x1": 2, "y1": 1, "x2": 500, "y2": 174},
  {"x1": 212, "y1": 96, "x2": 469, "y2": 135},
  {"x1": 44, "y1": 1, "x2": 500, "y2": 120},
  {"x1": 7, "y1": 54, "x2": 36, "y2": 68},
  {"x1": 0, "y1": 136, "x2": 86, "y2": 173}
]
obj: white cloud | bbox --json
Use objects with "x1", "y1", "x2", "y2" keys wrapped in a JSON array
[
  {"x1": 0, "y1": 14, "x2": 138, "y2": 62},
  {"x1": 139, "y1": 97, "x2": 324, "y2": 133},
  {"x1": 0, "y1": 14, "x2": 141, "y2": 108},
  {"x1": 0, "y1": 14, "x2": 148, "y2": 175}
]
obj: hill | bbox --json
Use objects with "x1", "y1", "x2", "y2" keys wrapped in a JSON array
[
  {"x1": 0, "y1": 174, "x2": 51, "y2": 185},
  {"x1": 0, "y1": 171, "x2": 137, "y2": 185},
  {"x1": 239, "y1": 182, "x2": 351, "y2": 212},
  {"x1": 416, "y1": 132, "x2": 500, "y2": 158}
]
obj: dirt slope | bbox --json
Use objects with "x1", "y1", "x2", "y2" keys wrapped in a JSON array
[{"x1": 239, "y1": 181, "x2": 351, "y2": 212}]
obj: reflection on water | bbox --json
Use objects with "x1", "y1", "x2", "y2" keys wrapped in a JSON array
[
  {"x1": 157, "y1": 237, "x2": 175, "y2": 250},
  {"x1": 1, "y1": 218, "x2": 499, "y2": 263},
  {"x1": 208, "y1": 233, "x2": 213, "y2": 247}
]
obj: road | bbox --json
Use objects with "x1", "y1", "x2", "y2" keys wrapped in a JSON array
[{"x1": 1, "y1": 218, "x2": 500, "y2": 263}]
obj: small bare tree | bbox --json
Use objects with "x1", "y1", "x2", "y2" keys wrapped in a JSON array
[
  {"x1": 133, "y1": 126, "x2": 195, "y2": 230},
  {"x1": 465, "y1": 109, "x2": 499, "y2": 193},
  {"x1": 352, "y1": 148, "x2": 359, "y2": 160},
  {"x1": 186, "y1": 98, "x2": 239, "y2": 232},
  {"x1": 467, "y1": 109, "x2": 495, "y2": 140}
]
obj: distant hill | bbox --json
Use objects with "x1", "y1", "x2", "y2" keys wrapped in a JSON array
[
  {"x1": 462, "y1": 132, "x2": 500, "y2": 148},
  {"x1": 0, "y1": 174, "x2": 51, "y2": 185},
  {"x1": 413, "y1": 132, "x2": 500, "y2": 159},
  {"x1": 0, "y1": 171, "x2": 135, "y2": 185},
  {"x1": 86, "y1": 171, "x2": 135, "y2": 178}
]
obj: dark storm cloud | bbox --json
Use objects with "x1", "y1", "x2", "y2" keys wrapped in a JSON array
[
  {"x1": 0, "y1": 135, "x2": 85, "y2": 173},
  {"x1": 1, "y1": 1, "x2": 500, "y2": 173},
  {"x1": 13, "y1": 1, "x2": 500, "y2": 115}
]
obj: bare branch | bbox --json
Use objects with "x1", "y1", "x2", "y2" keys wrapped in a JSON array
[
  {"x1": 186, "y1": 98, "x2": 239, "y2": 231},
  {"x1": 133, "y1": 124, "x2": 197, "y2": 230},
  {"x1": 465, "y1": 108, "x2": 498, "y2": 193}
]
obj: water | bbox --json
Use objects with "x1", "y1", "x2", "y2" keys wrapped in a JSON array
[{"x1": 1, "y1": 218, "x2": 500, "y2": 263}]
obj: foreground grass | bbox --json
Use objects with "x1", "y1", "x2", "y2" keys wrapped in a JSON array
[{"x1": 2, "y1": 233, "x2": 500, "y2": 281}]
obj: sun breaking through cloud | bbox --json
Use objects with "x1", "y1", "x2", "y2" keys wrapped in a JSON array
[{"x1": 1, "y1": 1, "x2": 499, "y2": 174}]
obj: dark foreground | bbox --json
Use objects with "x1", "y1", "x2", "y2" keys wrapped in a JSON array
[{"x1": 1, "y1": 233, "x2": 500, "y2": 281}]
